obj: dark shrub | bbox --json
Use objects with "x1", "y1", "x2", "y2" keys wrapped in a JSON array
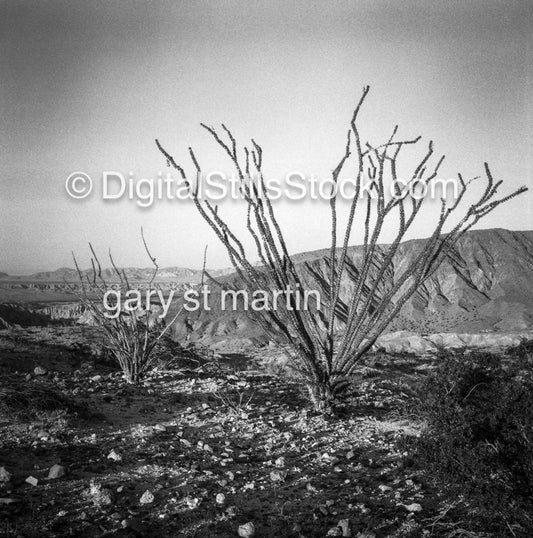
[
  {"x1": 410, "y1": 345, "x2": 533, "y2": 534},
  {"x1": 510, "y1": 337, "x2": 533, "y2": 364},
  {"x1": 0, "y1": 379, "x2": 89, "y2": 421}
]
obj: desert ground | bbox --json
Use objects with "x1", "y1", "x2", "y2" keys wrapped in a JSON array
[{"x1": 1, "y1": 324, "x2": 531, "y2": 538}]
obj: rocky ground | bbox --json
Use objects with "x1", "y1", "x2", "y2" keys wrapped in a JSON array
[{"x1": 0, "y1": 328, "x2": 499, "y2": 537}]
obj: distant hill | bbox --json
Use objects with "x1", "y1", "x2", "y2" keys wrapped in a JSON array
[
  {"x1": 2, "y1": 266, "x2": 233, "y2": 284},
  {"x1": 166, "y1": 228, "x2": 533, "y2": 344}
]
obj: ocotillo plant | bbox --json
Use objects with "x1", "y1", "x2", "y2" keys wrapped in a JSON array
[
  {"x1": 156, "y1": 86, "x2": 527, "y2": 412},
  {"x1": 70, "y1": 230, "x2": 181, "y2": 383}
]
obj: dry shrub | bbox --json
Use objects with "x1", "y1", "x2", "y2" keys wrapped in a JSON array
[
  {"x1": 409, "y1": 345, "x2": 533, "y2": 535},
  {"x1": 0, "y1": 379, "x2": 88, "y2": 421}
]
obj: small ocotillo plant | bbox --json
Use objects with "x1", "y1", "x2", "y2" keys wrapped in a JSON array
[
  {"x1": 71, "y1": 230, "x2": 181, "y2": 383},
  {"x1": 156, "y1": 86, "x2": 527, "y2": 412}
]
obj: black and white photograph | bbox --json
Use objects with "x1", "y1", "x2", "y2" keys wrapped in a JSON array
[{"x1": 1, "y1": 1, "x2": 532, "y2": 536}]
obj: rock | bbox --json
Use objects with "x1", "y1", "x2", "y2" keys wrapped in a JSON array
[
  {"x1": 121, "y1": 516, "x2": 143, "y2": 532},
  {"x1": 90, "y1": 375, "x2": 102, "y2": 383},
  {"x1": 338, "y1": 519, "x2": 351, "y2": 537},
  {"x1": 402, "y1": 503, "x2": 423, "y2": 513},
  {"x1": 85, "y1": 481, "x2": 113, "y2": 507},
  {"x1": 47, "y1": 464, "x2": 66, "y2": 479},
  {"x1": 185, "y1": 496, "x2": 200, "y2": 509},
  {"x1": 25, "y1": 476, "x2": 38, "y2": 486},
  {"x1": 34, "y1": 366, "x2": 47, "y2": 375},
  {"x1": 139, "y1": 490, "x2": 154, "y2": 505},
  {"x1": 274, "y1": 456, "x2": 285, "y2": 468},
  {"x1": 327, "y1": 527, "x2": 342, "y2": 536},
  {"x1": 0, "y1": 467, "x2": 11, "y2": 483},
  {"x1": 318, "y1": 504, "x2": 329, "y2": 516},
  {"x1": 226, "y1": 505, "x2": 238, "y2": 517},
  {"x1": 107, "y1": 449, "x2": 122, "y2": 462},
  {"x1": 238, "y1": 522, "x2": 255, "y2": 537},
  {"x1": 270, "y1": 470, "x2": 287, "y2": 482}
]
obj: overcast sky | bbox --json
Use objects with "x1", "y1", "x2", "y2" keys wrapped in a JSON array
[{"x1": 1, "y1": 0, "x2": 532, "y2": 273}]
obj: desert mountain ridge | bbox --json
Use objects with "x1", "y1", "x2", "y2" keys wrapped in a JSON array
[
  {"x1": 1, "y1": 228, "x2": 533, "y2": 340},
  {"x1": 166, "y1": 227, "x2": 533, "y2": 343},
  {"x1": 1, "y1": 227, "x2": 531, "y2": 282},
  {"x1": 0, "y1": 266, "x2": 235, "y2": 282}
]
